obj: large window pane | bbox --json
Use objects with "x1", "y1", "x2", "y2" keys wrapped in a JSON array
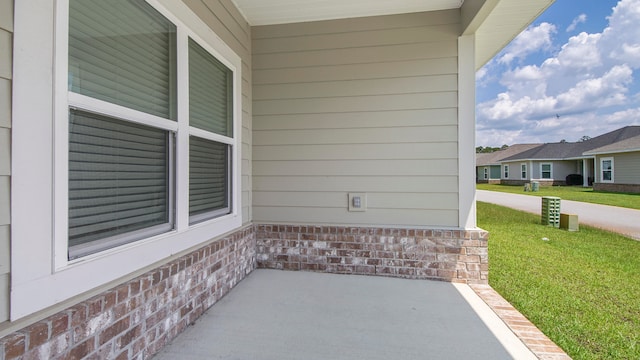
[
  {"x1": 189, "y1": 137, "x2": 230, "y2": 223},
  {"x1": 69, "y1": 0, "x2": 177, "y2": 119},
  {"x1": 69, "y1": 110, "x2": 172, "y2": 258},
  {"x1": 189, "y1": 38, "x2": 233, "y2": 136}
]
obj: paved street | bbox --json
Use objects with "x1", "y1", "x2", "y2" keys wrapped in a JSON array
[{"x1": 477, "y1": 190, "x2": 640, "y2": 240}]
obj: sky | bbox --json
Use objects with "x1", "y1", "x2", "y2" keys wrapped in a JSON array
[{"x1": 475, "y1": 0, "x2": 640, "y2": 147}]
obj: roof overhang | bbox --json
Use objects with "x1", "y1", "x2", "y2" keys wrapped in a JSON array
[
  {"x1": 461, "y1": 0, "x2": 554, "y2": 69},
  {"x1": 584, "y1": 148, "x2": 640, "y2": 156},
  {"x1": 231, "y1": 0, "x2": 554, "y2": 70},
  {"x1": 230, "y1": 0, "x2": 464, "y2": 26}
]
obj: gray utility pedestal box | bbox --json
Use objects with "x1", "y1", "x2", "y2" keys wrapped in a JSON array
[{"x1": 541, "y1": 196, "x2": 561, "y2": 228}]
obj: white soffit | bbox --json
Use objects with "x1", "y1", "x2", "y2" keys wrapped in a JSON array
[
  {"x1": 473, "y1": 0, "x2": 554, "y2": 69},
  {"x1": 230, "y1": 0, "x2": 464, "y2": 26}
]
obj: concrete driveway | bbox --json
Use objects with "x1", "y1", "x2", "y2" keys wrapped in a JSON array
[
  {"x1": 477, "y1": 190, "x2": 640, "y2": 240},
  {"x1": 153, "y1": 269, "x2": 539, "y2": 360}
]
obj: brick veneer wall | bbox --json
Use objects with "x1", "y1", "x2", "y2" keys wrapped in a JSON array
[
  {"x1": 255, "y1": 225, "x2": 489, "y2": 284},
  {"x1": 0, "y1": 226, "x2": 256, "y2": 360},
  {"x1": 0, "y1": 223, "x2": 490, "y2": 359},
  {"x1": 501, "y1": 179, "x2": 561, "y2": 186},
  {"x1": 593, "y1": 182, "x2": 640, "y2": 194}
]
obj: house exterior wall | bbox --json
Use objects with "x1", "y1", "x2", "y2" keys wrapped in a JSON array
[
  {"x1": 548, "y1": 160, "x2": 579, "y2": 182},
  {"x1": 1, "y1": 1, "x2": 257, "y2": 358},
  {"x1": 609, "y1": 152, "x2": 640, "y2": 185},
  {"x1": 593, "y1": 152, "x2": 640, "y2": 193},
  {"x1": 252, "y1": 10, "x2": 461, "y2": 228},
  {"x1": 0, "y1": 0, "x2": 12, "y2": 324},
  {"x1": 475, "y1": 165, "x2": 500, "y2": 183},
  {"x1": 501, "y1": 160, "x2": 577, "y2": 186}
]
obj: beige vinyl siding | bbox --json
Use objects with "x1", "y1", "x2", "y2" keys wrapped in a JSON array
[
  {"x1": 183, "y1": 0, "x2": 253, "y2": 223},
  {"x1": 612, "y1": 152, "x2": 640, "y2": 184},
  {"x1": 553, "y1": 160, "x2": 580, "y2": 181},
  {"x1": 0, "y1": 0, "x2": 12, "y2": 323},
  {"x1": 252, "y1": 10, "x2": 460, "y2": 228}
]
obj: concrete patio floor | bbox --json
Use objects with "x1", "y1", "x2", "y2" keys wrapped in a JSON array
[{"x1": 152, "y1": 269, "x2": 542, "y2": 360}]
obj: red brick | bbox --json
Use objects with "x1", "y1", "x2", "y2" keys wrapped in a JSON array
[
  {"x1": 28, "y1": 322, "x2": 49, "y2": 350},
  {"x1": 69, "y1": 304, "x2": 87, "y2": 327},
  {"x1": 283, "y1": 262, "x2": 300, "y2": 270},
  {"x1": 376, "y1": 266, "x2": 397, "y2": 275},
  {"x1": 114, "y1": 350, "x2": 129, "y2": 360},
  {"x1": 3, "y1": 333, "x2": 27, "y2": 359},
  {"x1": 114, "y1": 285, "x2": 129, "y2": 304},
  {"x1": 87, "y1": 297, "x2": 104, "y2": 318},
  {"x1": 129, "y1": 281, "x2": 140, "y2": 296},
  {"x1": 116, "y1": 325, "x2": 142, "y2": 350},
  {"x1": 99, "y1": 318, "x2": 130, "y2": 346},
  {"x1": 354, "y1": 265, "x2": 375, "y2": 274},
  {"x1": 437, "y1": 269, "x2": 456, "y2": 279},
  {"x1": 103, "y1": 291, "x2": 117, "y2": 311},
  {"x1": 51, "y1": 313, "x2": 70, "y2": 338},
  {"x1": 67, "y1": 338, "x2": 95, "y2": 360}
]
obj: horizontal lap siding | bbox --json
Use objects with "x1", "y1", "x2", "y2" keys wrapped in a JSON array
[
  {"x1": 614, "y1": 152, "x2": 640, "y2": 184},
  {"x1": 252, "y1": 10, "x2": 460, "y2": 228},
  {"x1": 0, "y1": 0, "x2": 12, "y2": 323},
  {"x1": 184, "y1": 0, "x2": 253, "y2": 222}
]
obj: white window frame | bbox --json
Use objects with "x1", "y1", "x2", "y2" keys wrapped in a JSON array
[
  {"x1": 521, "y1": 163, "x2": 527, "y2": 179},
  {"x1": 11, "y1": 0, "x2": 242, "y2": 320},
  {"x1": 503, "y1": 165, "x2": 509, "y2": 179},
  {"x1": 540, "y1": 163, "x2": 552, "y2": 179},
  {"x1": 483, "y1": 167, "x2": 488, "y2": 180},
  {"x1": 600, "y1": 157, "x2": 614, "y2": 183}
]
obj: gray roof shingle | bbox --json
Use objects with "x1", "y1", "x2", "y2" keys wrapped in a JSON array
[{"x1": 501, "y1": 126, "x2": 640, "y2": 161}]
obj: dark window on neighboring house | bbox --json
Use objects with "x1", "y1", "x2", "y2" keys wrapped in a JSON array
[
  {"x1": 601, "y1": 158, "x2": 613, "y2": 182},
  {"x1": 541, "y1": 163, "x2": 552, "y2": 179}
]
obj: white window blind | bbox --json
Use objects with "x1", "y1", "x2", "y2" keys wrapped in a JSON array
[
  {"x1": 68, "y1": 110, "x2": 172, "y2": 258},
  {"x1": 189, "y1": 38, "x2": 233, "y2": 136},
  {"x1": 67, "y1": 0, "x2": 177, "y2": 258},
  {"x1": 69, "y1": 0, "x2": 177, "y2": 120},
  {"x1": 189, "y1": 137, "x2": 230, "y2": 222},
  {"x1": 188, "y1": 38, "x2": 233, "y2": 223}
]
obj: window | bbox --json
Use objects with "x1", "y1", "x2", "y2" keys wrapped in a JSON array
[
  {"x1": 63, "y1": 0, "x2": 236, "y2": 258},
  {"x1": 541, "y1": 163, "x2": 552, "y2": 179},
  {"x1": 11, "y1": 0, "x2": 242, "y2": 318},
  {"x1": 521, "y1": 163, "x2": 527, "y2": 179},
  {"x1": 67, "y1": 0, "x2": 178, "y2": 258},
  {"x1": 483, "y1": 167, "x2": 488, "y2": 180},
  {"x1": 503, "y1": 165, "x2": 509, "y2": 178},
  {"x1": 601, "y1": 158, "x2": 614, "y2": 182},
  {"x1": 188, "y1": 38, "x2": 233, "y2": 224}
]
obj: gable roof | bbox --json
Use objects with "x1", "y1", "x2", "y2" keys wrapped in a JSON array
[
  {"x1": 502, "y1": 126, "x2": 640, "y2": 161},
  {"x1": 584, "y1": 134, "x2": 640, "y2": 155},
  {"x1": 476, "y1": 144, "x2": 541, "y2": 166}
]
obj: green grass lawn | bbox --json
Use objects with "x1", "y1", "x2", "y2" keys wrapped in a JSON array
[
  {"x1": 478, "y1": 201, "x2": 640, "y2": 360},
  {"x1": 477, "y1": 183, "x2": 640, "y2": 210}
]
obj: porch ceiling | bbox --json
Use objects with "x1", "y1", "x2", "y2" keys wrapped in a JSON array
[
  {"x1": 230, "y1": 0, "x2": 554, "y2": 70},
  {"x1": 230, "y1": 0, "x2": 464, "y2": 26}
]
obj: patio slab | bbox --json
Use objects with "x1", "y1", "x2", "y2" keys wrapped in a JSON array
[{"x1": 153, "y1": 269, "x2": 537, "y2": 360}]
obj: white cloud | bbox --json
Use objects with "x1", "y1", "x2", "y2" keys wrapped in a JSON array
[
  {"x1": 476, "y1": 0, "x2": 640, "y2": 146},
  {"x1": 556, "y1": 65, "x2": 632, "y2": 110},
  {"x1": 566, "y1": 14, "x2": 587, "y2": 32},
  {"x1": 498, "y1": 22, "x2": 556, "y2": 65}
]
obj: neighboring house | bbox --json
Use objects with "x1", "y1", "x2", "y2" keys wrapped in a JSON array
[
  {"x1": 479, "y1": 126, "x2": 640, "y2": 188},
  {"x1": 499, "y1": 142, "x2": 590, "y2": 186},
  {"x1": 0, "y1": 1, "x2": 554, "y2": 359},
  {"x1": 476, "y1": 144, "x2": 541, "y2": 183},
  {"x1": 584, "y1": 134, "x2": 640, "y2": 193}
]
